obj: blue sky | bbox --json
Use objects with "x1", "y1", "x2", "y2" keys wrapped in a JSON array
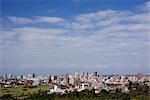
[{"x1": 0, "y1": 0, "x2": 150, "y2": 75}]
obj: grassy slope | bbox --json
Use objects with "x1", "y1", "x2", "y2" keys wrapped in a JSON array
[{"x1": 0, "y1": 85, "x2": 52, "y2": 97}]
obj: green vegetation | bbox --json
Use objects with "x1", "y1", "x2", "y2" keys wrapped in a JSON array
[
  {"x1": 1, "y1": 89, "x2": 149, "y2": 100},
  {"x1": 0, "y1": 85, "x2": 51, "y2": 98},
  {"x1": 0, "y1": 83, "x2": 149, "y2": 100}
]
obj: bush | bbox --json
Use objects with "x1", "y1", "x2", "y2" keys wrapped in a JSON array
[
  {"x1": 22, "y1": 88, "x2": 27, "y2": 91},
  {"x1": 0, "y1": 94, "x2": 17, "y2": 100}
]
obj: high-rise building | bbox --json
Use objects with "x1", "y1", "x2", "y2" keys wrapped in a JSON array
[
  {"x1": 21, "y1": 75, "x2": 23, "y2": 79},
  {"x1": 137, "y1": 73, "x2": 144, "y2": 80},
  {"x1": 54, "y1": 75, "x2": 57, "y2": 80},
  {"x1": 84, "y1": 73, "x2": 89, "y2": 82},
  {"x1": 3, "y1": 74, "x2": 7, "y2": 80},
  {"x1": 94, "y1": 72, "x2": 97, "y2": 76},
  {"x1": 80, "y1": 71, "x2": 85, "y2": 81},
  {"x1": 81, "y1": 71, "x2": 84, "y2": 77},
  {"x1": 75, "y1": 72, "x2": 79, "y2": 78},
  {"x1": 63, "y1": 74, "x2": 69, "y2": 85},
  {"x1": 32, "y1": 73, "x2": 35, "y2": 78},
  {"x1": 69, "y1": 77, "x2": 75, "y2": 85},
  {"x1": 8, "y1": 73, "x2": 12, "y2": 79},
  {"x1": 74, "y1": 77, "x2": 80, "y2": 85},
  {"x1": 28, "y1": 74, "x2": 32, "y2": 78},
  {"x1": 48, "y1": 75, "x2": 52, "y2": 83},
  {"x1": 3, "y1": 73, "x2": 12, "y2": 80}
]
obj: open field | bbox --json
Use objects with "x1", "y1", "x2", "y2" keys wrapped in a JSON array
[{"x1": 0, "y1": 85, "x2": 52, "y2": 97}]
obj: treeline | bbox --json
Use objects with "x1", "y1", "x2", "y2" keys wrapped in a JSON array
[{"x1": 1, "y1": 90, "x2": 149, "y2": 100}]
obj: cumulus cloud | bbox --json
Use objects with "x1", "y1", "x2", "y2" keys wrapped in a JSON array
[
  {"x1": 73, "y1": 10, "x2": 132, "y2": 28},
  {"x1": 8, "y1": 16, "x2": 33, "y2": 24},
  {"x1": 137, "y1": 1, "x2": 150, "y2": 12},
  {"x1": 1, "y1": 1, "x2": 150, "y2": 74}
]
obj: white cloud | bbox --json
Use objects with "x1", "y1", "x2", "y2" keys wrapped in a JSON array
[
  {"x1": 13, "y1": 27, "x2": 67, "y2": 35},
  {"x1": 8, "y1": 16, "x2": 33, "y2": 24},
  {"x1": 73, "y1": 10, "x2": 132, "y2": 28},
  {"x1": 1, "y1": 1, "x2": 150, "y2": 74},
  {"x1": 75, "y1": 10, "x2": 118, "y2": 21},
  {"x1": 68, "y1": 22, "x2": 94, "y2": 30},
  {"x1": 8, "y1": 16, "x2": 65, "y2": 25},
  {"x1": 35, "y1": 16, "x2": 65, "y2": 24},
  {"x1": 137, "y1": 1, "x2": 150, "y2": 12}
]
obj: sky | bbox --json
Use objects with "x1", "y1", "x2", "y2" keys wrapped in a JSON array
[{"x1": 0, "y1": 0, "x2": 150, "y2": 75}]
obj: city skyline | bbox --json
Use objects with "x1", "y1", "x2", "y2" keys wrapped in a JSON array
[{"x1": 1, "y1": 0, "x2": 150, "y2": 75}]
